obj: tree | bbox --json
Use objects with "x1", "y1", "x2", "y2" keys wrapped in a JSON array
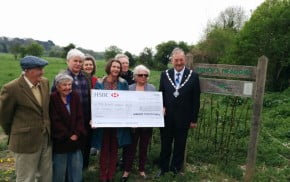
[
  {"x1": 155, "y1": 41, "x2": 190, "y2": 67},
  {"x1": 62, "y1": 43, "x2": 76, "y2": 58},
  {"x1": 23, "y1": 42, "x2": 44, "y2": 57},
  {"x1": 229, "y1": 0, "x2": 290, "y2": 91},
  {"x1": 124, "y1": 51, "x2": 136, "y2": 67},
  {"x1": 197, "y1": 28, "x2": 237, "y2": 64},
  {"x1": 138, "y1": 47, "x2": 154, "y2": 67},
  {"x1": 207, "y1": 6, "x2": 247, "y2": 32},
  {"x1": 10, "y1": 43, "x2": 22, "y2": 60},
  {"x1": 48, "y1": 46, "x2": 63, "y2": 58},
  {"x1": 190, "y1": 48, "x2": 209, "y2": 63},
  {"x1": 104, "y1": 45, "x2": 122, "y2": 61},
  {"x1": 195, "y1": 6, "x2": 247, "y2": 64},
  {"x1": 0, "y1": 43, "x2": 8, "y2": 53}
]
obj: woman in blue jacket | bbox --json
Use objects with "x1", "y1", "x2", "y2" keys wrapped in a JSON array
[{"x1": 91, "y1": 59, "x2": 131, "y2": 182}]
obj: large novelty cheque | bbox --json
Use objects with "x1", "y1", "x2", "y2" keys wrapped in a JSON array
[{"x1": 91, "y1": 90, "x2": 164, "y2": 127}]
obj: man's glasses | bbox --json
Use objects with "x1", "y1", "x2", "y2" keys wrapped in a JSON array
[{"x1": 137, "y1": 74, "x2": 149, "y2": 78}]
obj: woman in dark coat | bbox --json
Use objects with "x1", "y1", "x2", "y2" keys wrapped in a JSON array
[{"x1": 50, "y1": 73, "x2": 86, "y2": 182}]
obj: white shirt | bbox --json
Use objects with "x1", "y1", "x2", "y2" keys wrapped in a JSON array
[{"x1": 174, "y1": 67, "x2": 185, "y2": 86}]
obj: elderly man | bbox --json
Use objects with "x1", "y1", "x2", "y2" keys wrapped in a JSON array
[
  {"x1": 158, "y1": 48, "x2": 200, "y2": 176},
  {"x1": 0, "y1": 56, "x2": 52, "y2": 181},
  {"x1": 52, "y1": 48, "x2": 92, "y2": 169},
  {"x1": 115, "y1": 54, "x2": 135, "y2": 85}
]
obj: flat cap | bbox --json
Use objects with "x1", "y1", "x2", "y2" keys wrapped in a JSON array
[{"x1": 20, "y1": 56, "x2": 48, "y2": 70}]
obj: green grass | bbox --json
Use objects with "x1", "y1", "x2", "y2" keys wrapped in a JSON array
[
  {"x1": 0, "y1": 53, "x2": 160, "y2": 89},
  {"x1": 0, "y1": 53, "x2": 289, "y2": 181}
]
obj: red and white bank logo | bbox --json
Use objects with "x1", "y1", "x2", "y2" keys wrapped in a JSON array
[{"x1": 111, "y1": 92, "x2": 119, "y2": 97}]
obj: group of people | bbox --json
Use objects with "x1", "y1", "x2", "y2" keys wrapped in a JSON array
[{"x1": 0, "y1": 47, "x2": 200, "y2": 182}]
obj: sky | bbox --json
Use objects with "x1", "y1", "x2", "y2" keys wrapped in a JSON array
[{"x1": 0, "y1": 0, "x2": 265, "y2": 55}]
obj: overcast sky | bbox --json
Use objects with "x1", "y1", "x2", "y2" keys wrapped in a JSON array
[{"x1": 1, "y1": 0, "x2": 265, "y2": 54}]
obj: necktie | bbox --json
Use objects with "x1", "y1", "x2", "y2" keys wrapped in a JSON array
[{"x1": 175, "y1": 72, "x2": 180, "y2": 86}]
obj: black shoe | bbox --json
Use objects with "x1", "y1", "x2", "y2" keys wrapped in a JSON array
[
  {"x1": 121, "y1": 176, "x2": 128, "y2": 182},
  {"x1": 156, "y1": 170, "x2": 165, "y2": 178},
  {"x1": 171, "y1": 168, "x2": 178, "y2": 175},
  {"x1": 170, "y1": 167, "x2": 181, "y2": 175}
]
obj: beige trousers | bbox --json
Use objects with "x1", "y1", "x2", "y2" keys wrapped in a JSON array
[{"x1": 14, "y1": 133, "x2": 52, "y2": 182}]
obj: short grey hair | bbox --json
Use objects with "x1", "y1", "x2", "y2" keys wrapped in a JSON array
[
  {"x1": 115, "y1": 53, "x2": 129, "y2": 61},
  {"x1": 170, "y1": 47, "x2": 185, "y2": 60},
  {"x1": 133, "y1": 64, "x2": 150, "y2": 76},
  {"x1": 55, "y1": 72, "x2": 73, "y2": 85},
  {"x1": 66, "y1": 48, "x2": 85, "y2": 61}
]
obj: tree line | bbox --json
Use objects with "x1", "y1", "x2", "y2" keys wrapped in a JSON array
[
  {"x1": 0, "y1": 0, "x2": 289, "y2": 91},
  {"x1": 0, "y1": 38, "x2": 104, "y2": 60}
]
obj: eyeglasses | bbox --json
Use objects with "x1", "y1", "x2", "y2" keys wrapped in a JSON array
[{"x1": 136, "y1": 74, "x2": 149, "y2": 78}]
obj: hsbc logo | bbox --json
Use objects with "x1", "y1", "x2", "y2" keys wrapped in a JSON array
[
  {"x1": 111, "y1": 93, "x2": 119, "y2": 97},
  {"x1": 94, "y1": 92, "x2": 109, "y2": 97}
]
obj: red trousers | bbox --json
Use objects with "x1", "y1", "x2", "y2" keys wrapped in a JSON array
[
  {"x1": 124, "y1": 128, "x2": 152, "y2": 172},
  {"x1": 99, "y1": 128, "x2": 118, "y2": 181}
]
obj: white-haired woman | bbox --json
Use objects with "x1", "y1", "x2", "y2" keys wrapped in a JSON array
[
  {"x1": 50, "y1": 73, "x2": 86, "y2": 182},
  {"x1": 121, "y1": 65, "x2": 156, "y2": 181}
]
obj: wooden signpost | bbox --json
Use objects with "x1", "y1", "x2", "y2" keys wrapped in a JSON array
[{"x1": 186, "y1": 53, "x2": 268, "y2": 182}]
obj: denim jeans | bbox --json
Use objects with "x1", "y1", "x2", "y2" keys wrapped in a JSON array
[{"x1": 53, "y1": 150, "x2": 83, "y2": 182}]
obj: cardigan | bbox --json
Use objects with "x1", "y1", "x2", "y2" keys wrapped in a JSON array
[
  {"x1": 129, "y1": 83, "x2": 156, "y2": 131},
  {"x1": 129, "y1": 83, "x2": 156, "y2": 92}
]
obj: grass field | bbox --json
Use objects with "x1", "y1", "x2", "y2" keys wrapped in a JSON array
[{"x1": 0, "y1": 53, "x2": 289, "y2": 181}]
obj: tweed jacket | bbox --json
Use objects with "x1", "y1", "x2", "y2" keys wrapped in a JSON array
[{"x1": 0, "y1": 75, "x2": 51, "y2": 153}]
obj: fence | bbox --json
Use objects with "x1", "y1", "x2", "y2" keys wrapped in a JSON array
[{"x1": 186, "y1": 53, "x2": 268, "y2": 181}]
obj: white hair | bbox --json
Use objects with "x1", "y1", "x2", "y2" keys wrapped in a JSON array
[
  {"x1": 66, "y1": 48, "x2": 85, "y2": 61},
  {"x1": 55, "y1": 72, "x2": 73, "y2": 85},
  {"x1": 115, "y1": 53, "x2": 129, "y2": 61},
  {"x1": 133, "y1": 64, "x2": 150, "y2": 76},
  {"x1": 170, "y1": 47, "x2": 185, "y2": 60}
]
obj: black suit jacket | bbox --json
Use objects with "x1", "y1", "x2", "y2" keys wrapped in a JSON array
[{"x1": 159, "y1": 67, "x2": 200, "y2": 128}]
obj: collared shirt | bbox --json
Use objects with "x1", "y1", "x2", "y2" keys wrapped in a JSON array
[
  {"x1": 23, "y1": 75, "x2": 42, "y2": 106},
  {"x1": 174, "y1": 67, "x2": 185, "y2": 86}
]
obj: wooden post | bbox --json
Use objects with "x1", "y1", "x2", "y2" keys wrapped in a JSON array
[
  {"x1": 186, "y1": 52, "x2": 193, "y2": 69},
  {"x1": 182, "y1": 53, "x2": 194, "y2": 172},
  {"x1": 244, "y1": 56, "x2": 268, "y2": 181}
]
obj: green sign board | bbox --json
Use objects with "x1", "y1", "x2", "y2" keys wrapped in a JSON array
[{"x1": 193, "y1": 64, "x2": 256, "y2": 80}]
